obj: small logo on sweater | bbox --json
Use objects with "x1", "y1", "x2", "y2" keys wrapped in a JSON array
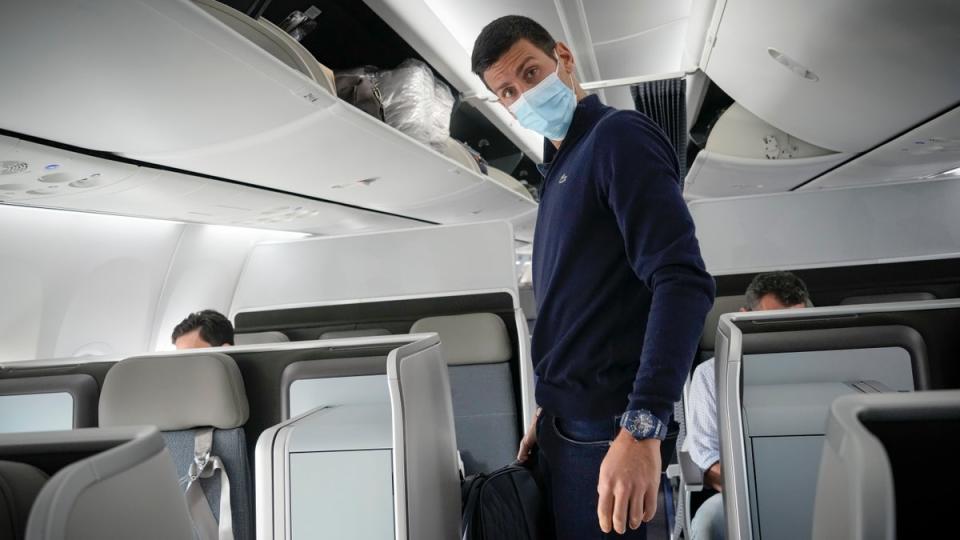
[{"x1": 558, "y1": 174, "x2": 568, "y2": 184}]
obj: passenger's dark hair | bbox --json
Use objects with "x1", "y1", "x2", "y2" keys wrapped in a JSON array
[
  {"x1": 744, "y1": 271, "x2": 813, "y2": 310},
  {"x1": 171, "y1": 309, "x2": 234, "y2": 346},
  {"x1": 471, "y1": 15, "x2": 557, "y2": 79}
]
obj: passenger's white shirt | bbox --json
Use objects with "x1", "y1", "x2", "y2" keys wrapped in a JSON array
[{"x1": 685, "y1": 357, "x2": 720, "y2": 471}]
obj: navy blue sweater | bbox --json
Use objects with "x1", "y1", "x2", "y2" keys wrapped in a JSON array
[{"x1": 532, "y1": 95, "x2": 715, "y2": 424}]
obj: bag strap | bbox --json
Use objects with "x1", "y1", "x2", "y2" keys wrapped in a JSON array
[{"x1": 183, "y1": 428, "x2": 234, "y2": 540}]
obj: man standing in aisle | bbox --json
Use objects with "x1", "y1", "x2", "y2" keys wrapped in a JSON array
[{"x1": 472, "y1": 15, "x2": 715, "y2": 539}]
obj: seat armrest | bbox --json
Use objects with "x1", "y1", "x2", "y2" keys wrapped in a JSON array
[{"x1": 678, "y1": 450, "x2": 704, "y2": 492}]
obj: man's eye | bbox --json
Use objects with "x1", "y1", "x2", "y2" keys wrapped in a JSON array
[
  {"x1": 503, "y1": 89, "x2": 514, "y2": 99},
  {"x1": 525, "y1": 68, "x2": 538, "y2": 80}
]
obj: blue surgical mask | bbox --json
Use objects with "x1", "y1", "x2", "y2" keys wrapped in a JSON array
[{"x1": 509, "y1": 58, "x2": 577, "y2": 141}]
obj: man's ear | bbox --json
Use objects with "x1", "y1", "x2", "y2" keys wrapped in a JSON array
[{"x1": 554, "y1": 41, "x2": 576, "y2": 75}]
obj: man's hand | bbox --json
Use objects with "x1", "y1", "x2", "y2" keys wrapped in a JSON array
[
  {"x1": 597, "y1": 429, "x2": 661, "y2": 534},
  {"x1": 517, "y1": 408, "x2": 541, "y2": 463},
  {"x1": 704, "y1": 461, "x2": 723, "y2": 492}
]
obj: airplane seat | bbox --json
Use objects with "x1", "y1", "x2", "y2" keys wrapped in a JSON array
[
  {"x1": 98, "y1": 352, "x2": 253, "y2": 540},
  {"x1": 0, "y1": 426, "x2": 194, "y2": 540},
  {"x1": 813, "y1": 390, "x2": 960, "y2": 539},
  {"x1": 233, "y1": 330, "x2": 290, "y2": 346},
  {"x1": 698, "y1": 295, "x2": 745, "y2": 364},
  {"x1": 718, "y1": 320, "x2": 930, "y2": 540},
  {"x1": 318, "y1": 328, "x2": 391, "y2": 339},
  {"x1": 410, "y1": 313, "x2": 517, "y2": 474},
  {"x1": 0, "y1": 461, "x2": 48, "y2": 540}
]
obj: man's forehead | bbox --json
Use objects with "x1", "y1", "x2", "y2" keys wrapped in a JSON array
[{"x1": 483, "y1": 39, "x2": 549, "y2": 84}]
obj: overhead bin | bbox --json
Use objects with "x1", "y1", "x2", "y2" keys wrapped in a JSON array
[
  {"x1": 700, "y1": 0, "x2": 960, "y2": 153},
  {"x1": 801, "y1": 104, "x2": 960, "y2": 190},
  {"x1": 0, "y1": 134, "x2": 420, "y2": 236},
  {"x1": 194, "y1": 0, "x2": 337, "y2": 95},
  {"x1": 0, "y1": 0, "x2": 536, "y2": 237},
  {"x1": 684, "y1": 103, "x2": 852, "y2": 198}
]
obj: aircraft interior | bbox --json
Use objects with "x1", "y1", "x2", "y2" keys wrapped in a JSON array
[{"x1": 0, "y1": 1, "x2": 958, "y2": 539}]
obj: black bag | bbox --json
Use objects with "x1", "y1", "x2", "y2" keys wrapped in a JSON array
[
  {"x1": 460, "y1": 459, "x2": 551, "y2": 540},
  {"x1": 335, "y1": 71, "x2": 385, "y2": 121}
]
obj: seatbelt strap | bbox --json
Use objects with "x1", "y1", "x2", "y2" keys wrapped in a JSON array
[{"x1": 183, "y1": 428, "x2": 234, "y2": 540}]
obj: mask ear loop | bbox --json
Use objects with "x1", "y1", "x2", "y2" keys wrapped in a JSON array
[{"x1": 555, "y1": 51, "x2": 576, "y2": 87}]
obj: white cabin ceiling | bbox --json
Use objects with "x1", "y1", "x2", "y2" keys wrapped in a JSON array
[{"x1": 417, "y1": 0, "x2": 694, "y2": 109}]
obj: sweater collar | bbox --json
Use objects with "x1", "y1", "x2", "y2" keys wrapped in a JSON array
[{"x1": 539, "y1": 94, "x2": 608, "y2": 176}]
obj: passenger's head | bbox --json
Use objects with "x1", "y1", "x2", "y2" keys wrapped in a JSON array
[
  {"x1": 471, "y1": 15, "x2": 585, "y2": 140},
  {"x1": 743, "y1": 271, "x2": 813, "y2": 311},
  {"x1": 172, "y1": 310, "x2": 234, "y2": 349}
]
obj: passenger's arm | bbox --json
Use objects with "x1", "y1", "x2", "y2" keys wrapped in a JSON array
[
  {"x1": 704, "y1": 461, "x2": 723, "y2": 492},
  {"x1": 595, "y1": 113, "x2": 715, "y2": 535},
  {"x1": 686, "y1": 361, "x2": 722, "y2": 476},
  {"x1": 596, "y1": 112, "x2": 716, "y2": 427}
]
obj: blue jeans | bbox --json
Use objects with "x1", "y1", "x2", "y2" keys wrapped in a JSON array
[
  {"x1": 690, "y1": 492, "x2": 725, "y2": 540},
  {"x1": 536, "y1": 412, "x2": 647, "y2": 540}
]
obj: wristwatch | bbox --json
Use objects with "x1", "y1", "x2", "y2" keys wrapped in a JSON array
[{"x1": 620, "y1": 409, "x2": 668, "y2": 441}]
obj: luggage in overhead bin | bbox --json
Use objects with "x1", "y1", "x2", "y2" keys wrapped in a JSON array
[
  {"x1": 336, "y1": 59, "x2": 454, "y2": 145},
  {"x1": 376, "y1": 59, "x2": 455, "y2": 150},
  {"x1": 334, "y1": 66, "x2": 386, "y2": 121}
]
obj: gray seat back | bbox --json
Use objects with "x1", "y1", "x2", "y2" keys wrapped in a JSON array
[
  {"x1": 410, "y1": 313, "x2": 516, "y2": 474},
  {"x1": 813, "y1": 390, "x2": 960, "y2": 540},
  {"x1": 99, "y1": 352, "x2": 253, "y2": 540},
  {"x1": 0, "y1": 426, "x2": 194, "y2": 540},
  {"x1": 0, "y1": 461, "x2": 48, "y2": 540}
]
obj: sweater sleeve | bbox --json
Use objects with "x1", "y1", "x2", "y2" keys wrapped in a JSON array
[{"x1": 596, "y1": 112, "x2": 716, "y2": 424}]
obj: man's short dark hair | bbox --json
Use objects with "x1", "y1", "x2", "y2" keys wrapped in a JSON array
[
  {"x1": 171, "y1": 309, "x2": 234, "y2": 346},
  {"x1": 745, "y1": 271, "x2": 813, "y2": 310},
  {"x1": 471, "y1": 15, "x2": 557, "y2": 79}
]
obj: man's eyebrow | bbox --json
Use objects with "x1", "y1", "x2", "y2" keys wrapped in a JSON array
[
  {"x1": 494, "y1": 56, "x2": 537, "y2": 93},
  {"x1": 515, "y1": 56, "x2": 536, "y2": 77}
]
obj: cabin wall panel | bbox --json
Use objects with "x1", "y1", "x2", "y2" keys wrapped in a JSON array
[
  {"x1": 150, "y1": 225, "x2": 303, "y2": 351},
  {"x1": 0, "y1": 206, "x2": 298, "y2": 362},
  {"x1": 0, "y1": 206, "x2": 182, "y2": 361}
]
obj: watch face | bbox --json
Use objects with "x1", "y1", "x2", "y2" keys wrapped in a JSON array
[{"x1": 621, "y1": 411, "x2": 667, "y2": 440}]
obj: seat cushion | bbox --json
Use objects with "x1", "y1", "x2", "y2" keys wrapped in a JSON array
[{"x1": 0, "y1": 461, "x2": 48, "y2": 540}]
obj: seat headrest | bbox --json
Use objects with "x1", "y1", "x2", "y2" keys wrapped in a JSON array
[
  {"x1": 0, "y1": 461, "x2": 48, "y2": 540},
  {"x1": 700, "y1": 295, "x2": 746, "y2": 351},
  {"x1": 99, "y1": 353, "x2": 249, "y2": 431},
  {"x1": 410, "y1": 313, "x2": 511, "y2": 365},
  {"x1": 233, "y1": 331, "x2": 290, "y2": 345},
  {"x1": 319, "y1": 328, "x2": 391, "y2": 339}
]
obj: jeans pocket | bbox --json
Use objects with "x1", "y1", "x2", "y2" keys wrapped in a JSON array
[{"x1": 551, "y1": 416, "x2": 614, "y2": 447}]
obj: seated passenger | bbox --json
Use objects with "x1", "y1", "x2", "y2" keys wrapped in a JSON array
[
  {"x1": 686, "y1": 271, "x2": 812, "y2": 540},
  {"x1": 171, "y1": 309, "x2": 234, "y2": 349}
]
